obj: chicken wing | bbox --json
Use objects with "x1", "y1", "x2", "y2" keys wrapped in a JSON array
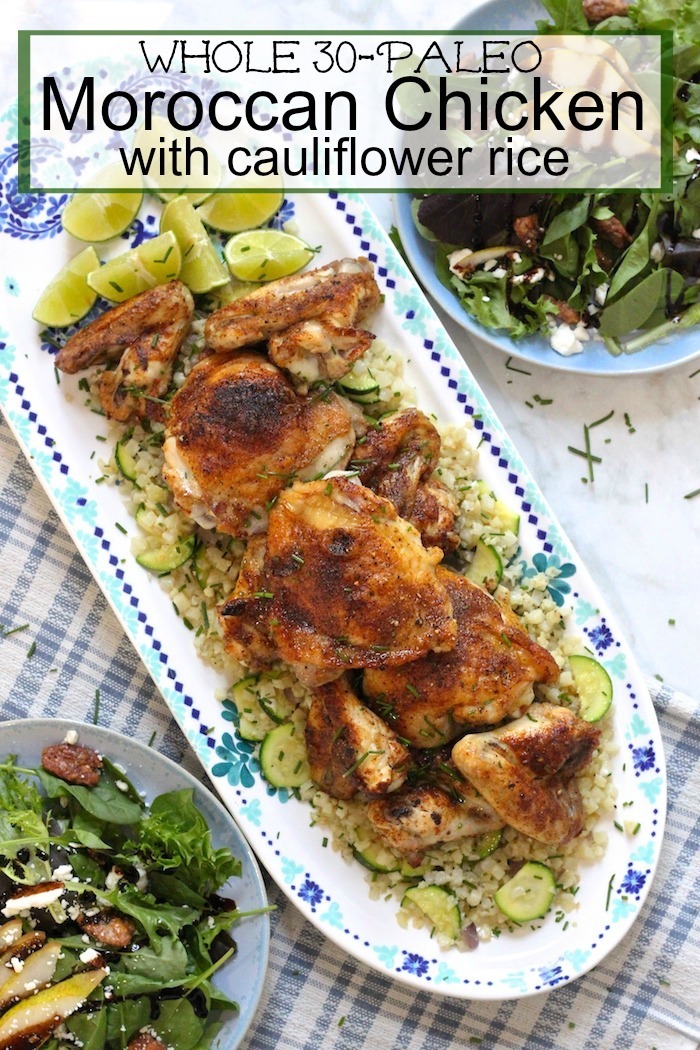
[
  {"x1": 268, "y1": 319, "x2": 375, "y2": 392},
  {"x1": 204, "y1": 257, "x2": 381, "y2": 387},
  {"x1": 363, "y1": 568, "x2": 559, "y2": 747},
  {"x1": 451, "y1": 703, "x2": 601, "y2": 846},
  {"x1": 305, "y1": 676, "x2": 409, "y2": 799},
  {"x1": 352, "y1": 409, "x2": 460, "y2": 553},
  {"x1": 162, "y1": 351, "x2": 358, "y2": 535},
  {"x1": 55, "y1": 280, "x2": 194, "y2": 422},
  {"x1": 367, "y1": 782, "x2": 502, "y2": 859},
  {"x1": 220, "y1": 476, "x2": 457, "y2": 686}
]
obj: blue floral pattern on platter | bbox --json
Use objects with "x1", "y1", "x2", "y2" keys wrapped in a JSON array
[{"x1": 0, "y1": 119, "x2": 666, "y2": 998}]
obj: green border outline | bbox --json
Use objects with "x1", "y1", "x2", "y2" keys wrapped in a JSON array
[{"x1": 18, "y1": 29, "x2": 670, "y2": 195}]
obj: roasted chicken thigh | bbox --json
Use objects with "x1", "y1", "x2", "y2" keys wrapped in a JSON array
[
  {"x1": 363, "y1": 568, "x2": 560, "y2": 747},
  {"x1": 162, "y1": 351, "x2": 358, "y2": 535},
  {"x1": 219, "y1": 476, "x2": 457, "y2": 686}
]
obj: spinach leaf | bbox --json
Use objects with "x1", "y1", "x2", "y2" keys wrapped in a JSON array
[
  {"x1": 152, "y1": 999, "x2": 207, "y2": 1050},
  {"x1": 606, "y1": 198, "x2": 659, "y2": 302},
  {"x1": 599, "y1": 268, "x2": 683, "y2": 337},
  {"x1": 93, "y1": 883, "x2": 197, "y2": 947},
  {"x1": 149, "y1": 870, "x2": 207, "y2": 910},
  {"x1": 541, "y1": 196, "x2": 591, "y2": 248},
  {"x1": 123, "y1": 936, "x2": 189, "y2": 982},
  {"x1": 36, "y1": 767, "x2": 144, "y2": 825},
  {"x1": 67, "y1": 1003, "x2": 107, "y2": 1050},
  {"x1": 105, "y1": 997, "x2": 152, "y2": 1048}
]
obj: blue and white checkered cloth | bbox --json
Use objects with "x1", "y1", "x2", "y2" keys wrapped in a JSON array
[{"x1": 0, "y1": 412, "x2": 697, "y2": 1050}]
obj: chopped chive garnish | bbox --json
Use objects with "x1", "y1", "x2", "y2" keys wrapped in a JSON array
[
  {"x1": 109, "y1": 280, "x2": 123, "y2": 293},
  {"x1": 605, "y1": 873, "x2": 615, "y2": 910},
  {"x1": 93, "y1": 688, "x2": 100, "y2": 724},
  {"x1": 683, "y1": 487, "x2": 700, "y2": 500},
  {"x1": 505, "y1": 356, "x2": 531, "y2": 375},
  {"x1": 3, "y1": 623, "x2": 29, "y2": 637},
  {"x1": 151, "y1": 333, "x2": 160, "y2": 348},
  {"x1": 26, "y1": 640, "x2": 36, "y2": 660},
  {"x1": 589, "y1": 409, "x2": 614, "y2": 428},
  {"x1": 154, "y1": 246, "x2": 173, "y2": 265},
  {"x1": 115, "y1": 522, "x2": 127, "y2": 535},
  {"x1": 568, "y1": 446, "x2": 602, "y2": 464},
  {"x1": 645, "y1": 483, "x2": 649, "y2": 504},
  {"x1": 148, "y1": 730, "x2": 157, "y2": 747},
  {"x1": 201, "y1": 601, "x2": 210, "y2": 630}
]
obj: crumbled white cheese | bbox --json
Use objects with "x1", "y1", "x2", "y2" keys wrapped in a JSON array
[
  {"x1": 10, "y1": 956, "x2": 24, "y2": 973},
  {"x1": 549, "y1": 323, "x2": 586, "y2": 357},
  {"x1": 81, "y1": 934, "x2": 91, "y2": 944},
  {"x1": 512, "y1": 267, "x2": 545, "y2": 286},
  {"x1": 23, "y1": 980, "x2": 38, "y2": 992},
  {"x1": 105, "y1": 868, "x2": 123, "y2": 891},
  {"x1": 693, "y1": 229, "x2": 700, "y2": 240},
  {"x1": 52, "y1": 864, "x2": 73, "y2": 882},
  {"x1": 510, "y1": 252, "x2": 522, "y2": 264},
  {"x1": 650, "y1": 240, "x2": 665, "y2": 262},
  {"x1": 685, "y1": 147, "x2": 700, "y2": 164},
  {"x1": 482, "y1": 295, "x2": 491, "y2": 302},
  {"x1": 135, "y1": 864, "x2": 148, "y2": 893},
  {"x1": 63, "y1": 729, "x2": 79, "y2": 745},
  {"x1": 2, "y1": 886, "x2": 64, "y2": 917},
  {"x1": 115, "y1": 781, "x2": 129, "y2": 793},
  {"x1": 595, "y1": 283, "x2": 609, "y2": 306},
  {"x1": 79, "y1": 947, "x2": 101, "y2": 964},
  {"x1": 492, "y1": 266, "x2": 507, "y2": 279}
]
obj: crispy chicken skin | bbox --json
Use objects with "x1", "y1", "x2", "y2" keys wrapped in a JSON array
[
  {"x1": 367, "y1": 782, "x2": 502, "y2": 858},
  {"x1": 451, "y1": 703, "x2": 601, "y2": 846},
  {"x1": 234, "y1": 476, "x2": 456, "y2": 686},
  {"x1": 55, "y1": 280, "x2": 194, "y2": 422},
  {"x1": 205, "y1": 257, "x2": 381, "y2": 374},
  {"x1": 268, "y1": 318, "x2": 376, "y2": 391},
  {"x1": 305, "y1": 676, "x2": 409, "y2": 799},
  {"x1": 218, "y1": 535, "x2": 278, "y2": 667},
  {"x1": 363, "y1": 568, "x2": 560, "y2": 747},
  {"x1": 162, "y1": 351, "x2": 357, "y2": 535},
  {"x1": 353, "y1": 409, "x2": 460, "y2": 554}
]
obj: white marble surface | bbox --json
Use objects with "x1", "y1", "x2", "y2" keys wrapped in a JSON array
[{"x1": 3, "y1": 0, "x2": 698, "y2": 696}]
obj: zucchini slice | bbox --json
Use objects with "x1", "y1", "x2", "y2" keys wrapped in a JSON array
[
  {"x1": 230, "y1": 677, "x2": 297, "y2": 742},
  {"x1": 259, "y1": 723, "x2": 310, "y2": 788},
  {"x1": 473, "y1": 827, "x2": 503, "y2": 860},
  {"x1": 464, "y1": 541, "x2": 503, "y2": 593},
  {"x1": 352, "y1": 841, "x2": 401, "y2": 874},
  {"x1": 402, "y1": 885, "x2": 461, "y2": 940},
  {"x1": 114, "y1": 439, "x2": 138, "y2": 482},
  {"x1": 135, "y1": 534, "x2": 195, "y2": 573},
  {"x1": 475, "y1": 480, "x2": 520, "y2": 536},
  {"x1": 569, "y1": 654, "x2": 613, "y2": 722},
  {"x1": 337, "y1": 374, "x2": 381, "y2": 404},
  {"x1": 494, "y1": 861, "x2": 555, "y2": 923}
]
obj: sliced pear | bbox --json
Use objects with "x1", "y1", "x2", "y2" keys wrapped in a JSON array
[
  {"x1": 0, "y1": 924, "x2": 22, "y2": 952},
  {"x1": 0, "y1": 969, "x2": 107, "y2": 1050},
  {"x1": 0, "y1": 933, "x2": 46, "y2": 990},
  {"x1": 0, "y1": 942, "x2": 62, "y2": 1011}
]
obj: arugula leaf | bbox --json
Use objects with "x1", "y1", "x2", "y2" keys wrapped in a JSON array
[
  {"x1": 152, "y1": 999, "x2": 208, "y2": 1050},
  {"x1": 128, "y1": 789, "x2": 241, "y2": 898},
  {"x1": 91, "y1": 883, "x2": 197, "y2": 948}
]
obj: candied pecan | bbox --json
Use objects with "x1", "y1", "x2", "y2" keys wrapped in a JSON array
[
  {"x1": 77, "y1": 910, "x2": 136, "y2": 948},
  {"x1": 590, "y1": 216, "x2": 632, "y2": 250},
  {"x1": 126, "y1": 1035, "x2": 167, "y2": 1050},
  {"x1": 544, "y1": 297, "x2": 582, "y2": 325},
  {"x1": 41, "y1": 743, "x2": 102, "y2": 786},
  {"x1": 513, "y1": 214, "x2": 544, "y2": 253},
  {"x1": 594, "y1": 244, "x2": 614, "y2": 271},
  {"x1": 582, "y1": 0, "x2": 629, "y2": 21}
]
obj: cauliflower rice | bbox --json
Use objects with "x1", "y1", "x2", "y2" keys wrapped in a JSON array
[{"x1": 91, "y1": 329, "x2": 616, "y2": 949}]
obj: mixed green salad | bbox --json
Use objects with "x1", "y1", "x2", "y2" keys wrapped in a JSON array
[
  {"x1": 0, "y1": 741, "x2": 252, "y2": 1050},
  {"x1": 413, "y1": 0, "x2": 700, "y2": 356}
]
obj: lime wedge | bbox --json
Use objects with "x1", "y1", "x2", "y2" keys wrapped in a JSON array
[
  {"x1": 87, "y1": 231, "x2": 181, "y2": 302},
  {"x1": 131, "y1": 117, "x2": 221, "y2": 204},
  {"x1": 224, "y1": 230, "x2": 315, "y2": 283},
  {"x1": 32, "y1": 246, "x2": 99, "y2": 327},
  {"x1": 160, "y1": 197, "x2": 229, "y2": 294},
  {"x1": 196, "y1": 177, "x2": 284, "y2": 233},
  {"x1": 61, "y1": 162, "x2": 143, "y2": 242}
]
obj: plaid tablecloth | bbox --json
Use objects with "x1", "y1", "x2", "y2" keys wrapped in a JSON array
[{"x1": 0, "y1": 411, "x2": 698, "y2": 1050}]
